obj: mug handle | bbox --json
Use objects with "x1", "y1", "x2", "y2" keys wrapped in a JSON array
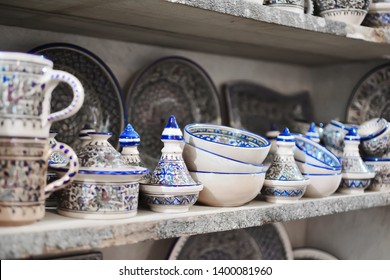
[
  {"x1": 42, "y1": 69, "x2": 85, "y2": 126},
  {"x1": 44, "y1": 142, "x2": 79, "y2": 198}
]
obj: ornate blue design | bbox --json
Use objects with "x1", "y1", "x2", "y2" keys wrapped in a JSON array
[
  {"x1": 143, "y1": 193, "x2": 198, "y2": 206},
  {"x1": 262, "y1": 187, "x2": 305, "y2": 197},
  {"x1": 186, "y1": 125, "x2": 270, "y2": 148},
  {"x1": 295, "y1": 137, "x2": 341, "y2": 167},
  {"x1": 364, "y1": 12, "x2": 390, "y2": 28},
  {"x1": 340, "y1": 179, "x2": 371, "y2": 190},
  {"x1": 150, "y1": 160, "x2": 197, "y2": 186}
]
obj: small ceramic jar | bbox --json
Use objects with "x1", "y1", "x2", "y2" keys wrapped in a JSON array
[
  {"x1": 140, "y1": 116, "x2": 203, "y2": 213},
  {"x1": 339, "y1": 128, "x2": 375, "y2": 194},
  {"x1": 53, "y1": 132, "x2": 149, "y2": 219},
  {"x1": 262, "y1": 128, "x2": 310, "y2": 203}
]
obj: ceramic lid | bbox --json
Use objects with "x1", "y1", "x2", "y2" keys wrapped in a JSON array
[
  {"x1": 119, "y1": 124, "x2": 141, "y2": 146},
  {"x1": 344, "y1": 127, "x2": 361, "y2": 141},
  {"x1": 305, "y1": 122, "x2": 320, "y2": 141},
  {"x1": 277, "y1": 128, "x2": 295, "y2": 142},
  {"x1": 161, "y1": 115, "x2": 183, "y2": 141},
  {"x1": 70, "y1": 132, "x2": 149, "y2": 176}
]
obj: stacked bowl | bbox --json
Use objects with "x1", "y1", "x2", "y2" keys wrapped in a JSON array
[
  {"x1": 363, "y1": 1, "x2": 390, "y2": 28},
  {"x1": 359, "y1": 118, "x2": 390, "y2": 192},
  {"x1": 183, "y1": 124, "x2": 271, "y2": 206},
  {"x1": 293, "y1": 133, "x2": 342, "y2": 198}
]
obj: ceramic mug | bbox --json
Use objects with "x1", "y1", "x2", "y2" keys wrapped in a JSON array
[
  {"x1": 0, "y1": 51, "x2": 84, "y2": 225},
  {"x1": 0, "y1": 51, "x2": 84, "y2": 138},
  {"x1": 0, "y1": 137, "x2": 79, "y2": 226}
]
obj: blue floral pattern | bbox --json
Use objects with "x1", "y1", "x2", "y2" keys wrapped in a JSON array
[
  {"x1": 142, "y1": 193, "x2": 198, "y2": 206},
  {"x1": 295, "y1": 138, "x2": 340, "y2": 167}
]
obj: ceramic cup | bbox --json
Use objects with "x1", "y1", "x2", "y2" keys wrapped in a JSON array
[
  {"x1": 0, "y1": 51, "x2": 84, "y2": 225},
  {"x1": 264, "y1": 0, "x2": 312, "y2": 14},
  {"x1": 0, "y1": 137, "x2": 79, "y2": 226},
  {"x1": 0, "y1": 51, "x2": 84, "y2": 138}
]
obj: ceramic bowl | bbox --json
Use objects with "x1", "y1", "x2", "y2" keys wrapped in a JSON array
[
  {"x1": 183, "y1": 142, "x2": 265, "y2": 173},
  {"x1": 264, "y1": 0, "x2": 305, "y2": 14},
  {"x1": 293, "y1": 134, "x2": 341, "y2": 169},
  {"x1": 322, "y1": 120, "x2": 357, "y2": 157},
  {"x1": 339, "y1": 172, "x2": 375, "y2": 194},
  {"x1": 313, "y1": 0, "x2": 370, "y2": 25},
  {"x1": 302, "y1": 173, "x2": 342, "y2": 198},
  {"x1": 189, "y1": 170, "x2": 266, "y2": 207},
  {"x1": 262, "y1": 179, "x2": 310, "y2": 203},
  {"x1": 140, "y1": 184, "x2": 203, "y2": 213},
  {"x1": 363, "y1": 2, "x2": 390, "y2": 28},
  {"x1": 296, "y1": 159, "x2": 342, "y2": 174},
  {"x1": 358, "y1": 118, "x2": 390, "y2": 157},
  {"x1": 184, "y1": 123, "x2": 271, "y2": 165},
  {"x1": 364, "y1": 158, "x2": 390, "y2": 192},
  {"x1": 57, "y1": 181, "x2": 139, "y2": 219}
]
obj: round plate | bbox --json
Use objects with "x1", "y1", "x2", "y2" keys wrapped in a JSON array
[
  {"x1": 168, "y1": 223, "x2": 293, "y2": 260},
  {"x1": 293, "y1": 248, "x2": 338, "y2": 260},
  {"x1": 346, "y1": 64, "x2": 390, "y2": 125},
  {"x1": 30, "y1": 43, "x2": 126, "y2": 148},
  {"x1": 126, "y1": 57, "x2": 221, "y2": 168}
]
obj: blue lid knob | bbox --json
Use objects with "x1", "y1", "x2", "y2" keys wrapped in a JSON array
[
  {"x1": 161, "y1": 115, "x2": 183, "y2": 141},
  {"x1": 119, "y1": 124, "x2": 140, "y2": 146},
  {"x1": 277, "y1": 127, "x2": 295, "y2": 142}
]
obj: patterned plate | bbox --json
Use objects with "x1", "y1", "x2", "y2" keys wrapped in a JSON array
[
  {"x1": 346, "y1": 63, "x2": 390, "y2": 125},
  {"x1": 30, "y1": 43, "x2": 125, "y2": 148},
  {"x1": 224, "y1": 81, "x2": 314, "y2": 135},
  {"x1": 126, "y1": 57, "x2": 221, "y2": 168},
  {"x1": 293, "y1": 248, "x2": 338, "y2": 260},
  {"x1": 168, "y1": 223, "x2": 293, "y2": 260}
]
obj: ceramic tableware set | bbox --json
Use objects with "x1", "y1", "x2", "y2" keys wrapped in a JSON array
[
  {"x1": 0, "y1": 51, "x2": 84, "y2": 226},
  {"x1": 182, "y1": 123, "x2": 270, "y2": 206},
  {"x1": 322, "y1": 117, "x2": 390, "y2": 193}
]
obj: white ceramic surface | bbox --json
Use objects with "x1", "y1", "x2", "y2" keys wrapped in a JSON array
[
  {"x1": 183, "y1": 142, "x2": 265, "y2": 173},
  {"x1": 296, "y1": 159, "x2": 341, "y2": 174},
  {"x1": 184, "y1": 123, "x2": 271, "y2": 165},
  {"x1": 262, "y1": 179, "x2": 309, "y2": 203},
  {"x1": 302, "y1": 173, "x2": 342, "y2": 198},
  {"x1": 189, "y1": 171, "x2": 266, "y2": 207},
  {"x1": 320, "y1": 9, "x2": 367, "y2": 25}
]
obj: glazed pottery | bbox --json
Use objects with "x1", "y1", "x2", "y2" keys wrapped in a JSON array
[
  {"x1": 184, "y1": 123, "x2": 271, "y2": 165},
  {"x1": 313, "y1": 0, "x2": 371, "y2": 25},
  {"x1": 339, "y1": 128, "x2": 375, "y2": 194},
  {"x1": 46, "y1": 130, "x2": 69, "y2": 208},
  {"x1": 0, "y1": 51, "x2": 84, "y2": 226},
  {"x1": 322, "y1": 120, "x2": 357, "y2": 157},
  {"x1": 54, "y1": 132, "x2": 149, "y2": 219},
  {"x1": 295, "y1": 159, "x2": 341, "y2": 174},
  {"x1": 119, "y1": 123, "x2": 151, "y2": 183},
  {"x1": 364, "y1": 158, "x2": 390, "y2": 192},
  {"x1": 264, "y1": 0, "x2": 306, "y2": 13},
  {"x1": 183, "y1": 143, "x2": 264, "y2": 173},
  {"x1": 262, "y1": 128, "x2": 309, "y2": 203},
  {"x1": 302, "y1": 173, "x2": 342, "y2": 198},
  {"x1": 263, "y1": 125, "x2": 280, "y2": 166},
  {"x1": 190, "y1": 170, "x2": 266, "y2": 207},
  {"x1": 294, "y1": 133, "x2": 341, "y2": 169},
  {"x1": 77, "y1": 124, "x2": 95, "y2": 150},
  {"x1": 363, "y1": 2, "x2": 390, "y2": 28},
  {"x1": 140, "y1": 116, "x2": 203, "y2": 213},
  {"x1": 358, "y1": 118, "x2": 390, "y2": 157},
  {"x1": 305, "y1": 122, "x2": 320, "y2": 143}
]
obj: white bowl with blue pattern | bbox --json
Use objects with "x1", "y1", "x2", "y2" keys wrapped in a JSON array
[
  {"x1": 183, "y1": 142, "x2": 265, "y2": 173},
  {"x1": 189, "y1": 170, "x2": 266, "y2": 207},
  {"x1": 293, "y1": 134, "x2": 341, "y2": 169},
  {"x1": 262, "y1": 179, "x2": 309, "y2": 203},
  {"x1": 302, "y1": 173, "x2": 342, "y2": 198},
  {"x1": 296, "y1": 159, "x2": 341, "y2": 174},
  {"x1": 184, "y1": 123, "x2": 271, "y2": 165},
  {"x1": 364, "y1": 157, "x2": 390, "y2": 192}
]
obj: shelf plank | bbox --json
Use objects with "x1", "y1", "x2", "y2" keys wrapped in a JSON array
[
  {"x1": 1, "y1": 191, "x2": 389, "y2": 259},
  {"x1": 0, "y1": 0, "x2": 390, "y2": 65}
]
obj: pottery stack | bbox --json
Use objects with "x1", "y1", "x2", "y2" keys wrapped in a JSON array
[{"x1": 182, "y1": 123, "x2": 270, "y2": 206}]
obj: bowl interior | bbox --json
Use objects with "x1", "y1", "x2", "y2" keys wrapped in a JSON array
[
  {"x1": 185, "y1": 124, "x2": 270, "y2": 148},
  {"x1": 295, "y1": 135, "x2": 340, "y2": 168},
  {"x1": 358, "y1": 118, "x2": 388, "y2": 140}
]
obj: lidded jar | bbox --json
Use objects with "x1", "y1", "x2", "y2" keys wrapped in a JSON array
[
  {"x1": 140, "y1": 115, "x2": 203, "y2": 213},
  {"x1": 305, "y1": 122, "x2": 320, "y2": 143},
  {"x1": 262, "y1": 128, "x2": 309, "y2": 203},
  {"x1": 53, "y1": 131, "x2": 149, "y2": 219},
  {"x1": 339, "y1": 128, "x2": 375, "y2": 194}
]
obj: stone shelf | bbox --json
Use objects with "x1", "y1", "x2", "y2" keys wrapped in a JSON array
[
  {"x1": 0, "y1": 0, "x2": 390, "y2": 65},
  {"x1": 1, "y1": 191, "x2": 389, "y2": 259}
]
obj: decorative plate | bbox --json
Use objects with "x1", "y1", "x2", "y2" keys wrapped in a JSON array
[
  {"x1": 30, "y1": 43, "x2": 126, "y2": 148},
  {"x1": 224, "y1": 81, "x2": 314, "y2": 136},
  {"x1": 293, "y1": 248, "x2": 338, "y2": 260},
  {"x1": 346, "y1": 63, "x2": 390, "y2": 125},
  {"x1": 126, "y1": 57, "x2": 221, "y2": 168},
  {"x1": 168, "y1": 223, "x2": 293, "y2": 260}
]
